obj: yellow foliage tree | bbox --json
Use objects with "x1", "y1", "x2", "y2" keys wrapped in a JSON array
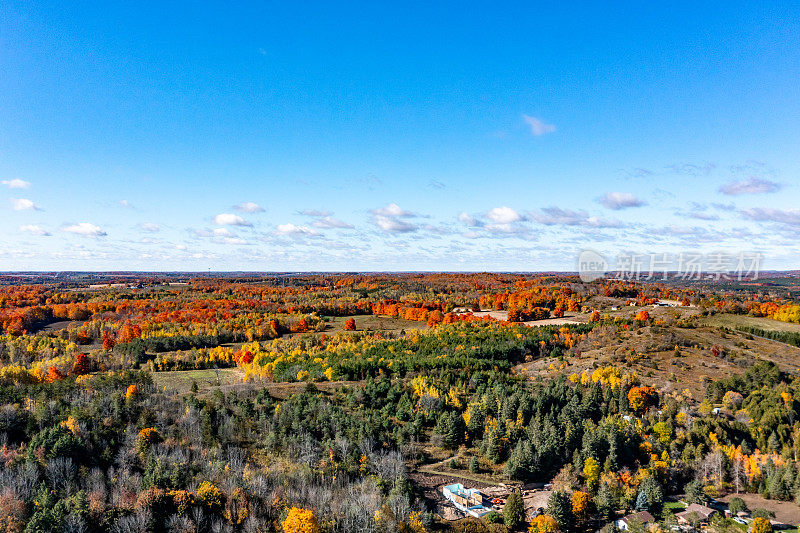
[
  {"x1": 529, "y1": 514, "x2": 559, "y2": 533},
  {"x1": 282, "y1": 507, "x2": 320, "y2": 533},
  {"x1": 583, "y1": 457, "x2": 600, "y2": 490},
  {"x1": 751, "y1": 517, "x2": 773, "y2": 533},
  {"x1": 196, "y1": 481, "x2": 225, "y2": 510}
]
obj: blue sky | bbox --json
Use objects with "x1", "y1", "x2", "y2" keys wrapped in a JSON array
[{"x1": 1, "y1": 2, "x2": 799, "y2": 271}]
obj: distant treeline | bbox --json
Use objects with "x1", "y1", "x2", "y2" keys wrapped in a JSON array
[{"x1": 736, "y1": 325, "x2": 800, "y2": 348}]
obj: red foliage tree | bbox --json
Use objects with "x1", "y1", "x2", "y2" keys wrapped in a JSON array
[
  {"x1": 102, "y1": 331, "x2": 116, "y2": 351},
  {"x1": 72, "y1": 353, "x2": 92, "y2": 375},
  {"x1": 343, "y1": 318, "x2": 356, "y2": 331}
]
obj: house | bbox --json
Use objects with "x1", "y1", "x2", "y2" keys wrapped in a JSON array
[
  {"x1": 616, "y1": 511, "x2": 656, "y2": 530},
  {"x1": 442, "y1": 484, "x2": 493, "y2": 518},
  {"x1": 676, "y1": 503, "x2": 717, "y2": 525}
]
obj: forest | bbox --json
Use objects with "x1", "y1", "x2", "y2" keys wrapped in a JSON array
[{"x1": 1, "y1": 272, "x2": 800, "y2": 533}]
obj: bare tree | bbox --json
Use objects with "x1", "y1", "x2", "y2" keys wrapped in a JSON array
[{"x1": 45, "y1": 456, "x2": 76, "y2": 494}]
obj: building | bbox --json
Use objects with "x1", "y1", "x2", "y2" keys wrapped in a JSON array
[
  {"x1": 442, "y1": 484, "x2": 493, "y2": 518},
  {"x1": 676, "y1": 503, "x2": 717, "y2": 525},
  {"x1": 616, "y1": 511, "x2": 656, "y2": 530}
]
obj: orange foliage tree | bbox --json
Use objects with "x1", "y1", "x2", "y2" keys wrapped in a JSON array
[
  {"x1": 627, "y1": 385, "x2": 658, "y2": 413},
  {"x1": 343, "y1": 318, "x2": 356, "y2": 331},
  {"x1": 125, "y1": 384, "x2": 139, "y2": 399}
]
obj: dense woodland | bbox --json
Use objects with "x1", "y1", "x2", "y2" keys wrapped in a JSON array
[{"x1": 1, "y1": 273, "x2": 800, "y2": 532}]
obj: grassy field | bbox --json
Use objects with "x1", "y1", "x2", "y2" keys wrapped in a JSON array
[
  {"x1": 703, "y1": 313, "x2": 800, "y2": 333},
  {"x1": 320, "y1": 314, "x2": 427, "y2": 334},
  {"x1": 151, "y1": 368, "x2": 367, "y2": 398},
  {"x1": 152, "y1": 368, "x2": 245, "y2": 395}
]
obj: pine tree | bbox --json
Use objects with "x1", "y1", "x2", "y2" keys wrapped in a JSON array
[
  {"x1": 595, "y1": 483, "x2": 615, "y2": 521},
  {"x1": 635, "y1": 477, "x2": 663, "y2": 514},
  {"x1": 504, "y1": 489, "x2": 525, "y2": 529},
  {"x1": 547, "y1": 490, "x2": 574, "y2": 532}
]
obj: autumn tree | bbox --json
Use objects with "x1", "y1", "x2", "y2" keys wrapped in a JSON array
[
  {"x1": 46, "y1": 366, "x2": 65, "y2": 382},
  {"x1": 635, "y1": 309, "x2": 650, "y2": 321},
  {"x1": 751, "y1": 517, "x2": 773, "y2": 533},
  {"x1": 571, "y1": 491, "x2": 592, "y2": 529},
  {"x1": 589, "y1": 311, "x2": 600, "y2": 322},
  {"x1": 627, "y1": 386, "x2": 658, "y2": 413},
  {"x1": 529, "y1": 515, "x2": 558, "y2": 533},
  {"x1": 583, "y1": 457, "x2": 600, "y2": 490},
  {"x1": 282, "y1": 507, "x2": 321, "y2": 533},
  {"x1": 344, "y1": 318, "x2": 356, "y2": 331},
  {"x1": 72, "y1": 353, "x2": 92, "y2": 375},
  {"x1": 102, "y1": 330, "x2": 115, "y2": 351},
  {"x1": 196, "y1": 481, "x2": 225, "y2": 512},
  {"x1": 426, "y1": 310, "x2": 443, "y2": 327}
]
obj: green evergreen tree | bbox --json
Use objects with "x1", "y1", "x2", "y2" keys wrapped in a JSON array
[
  {"x1": 595, "y1": 483, "x2": 615, "y2": 521},
  {"x1": 635, "y1": 477, "x2": 663, "y2": 514},
  {"x1": 547, "y1": 490, "x2": 574, "y2": 532},
  {"x1": 504, "y1": 489, "x2": 525, "y2": 529}
]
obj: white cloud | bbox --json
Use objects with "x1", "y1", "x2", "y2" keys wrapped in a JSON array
[
  {"x1": 532, "y1": 207, "x2": 622, "y2": 228},
  {"x1": 741, "y1": 207, "x2": 800, "y2": 227},
  {"x1": 598, "y1": 192, "x2": 647, "y2": 210},
  {"x1": 212, "y1": 228, "x2": 234, "y2": 237},
  {"x1": 213, "y1": 213, "x2": 252, "y2": 226},
  {"x1": 719, "y1": 177, "x2": 782, "y2": 195},
  {"x1": 523, "y1": 115, "x2": 556, "y2": 136},
  {"x1": 487, "y1": 206, "x2": 522, "y2": 224},
  {"x1": 458, "y1": 212, "x2": 483, "y2": 227},
  {"x1": 373, "y1": 215, "x2": 417, "y2": 233},
  {"x1": 219, "y1": 237, "x2": 248, "y2": 245},
  {"x1": 370, "y1": 203, "x2": 418, "y2": 233},
  {"x1": 140, "y1": 222, "x2": 160, "y2": 233},
  {"x1": 299, "y1": 209, "x2": 332, "y2": 217},
  {"x1": 312, "y1": 216, "x2": 353, "y2": 229},
  {"x1": 62, "y1": 222, "x2": 107, "y2": 237},
  {"x1": 11, "y1": 198, "x2": 41, "y2": 211},
  {"x1": 234, "y1": 201, "x2": 265, "y2": 213},
  {"x1": 119, "y1": 200, "x2": 132, "y2": 208},
  {"x1": 2, "y1": 179, "x2": 31, "y2": 189},
  {"x1": 19, "y1": 224, "x2": 50, "y2": 236},
  {"x1": 485, "y1": 223, "x2": 531, "y2": 236},
  {"x1": 659, "y1": 225, "x2": 703, "y2": 236},
  {"x1": 371, "y1": 203, "x2": 414, "y2": 217},
  {"x1": 688, "y1": 211, "x2": 720, "y2": 221},
  {"x1": 275, "y1": 223, "x2": 318, "y2": 236}
]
